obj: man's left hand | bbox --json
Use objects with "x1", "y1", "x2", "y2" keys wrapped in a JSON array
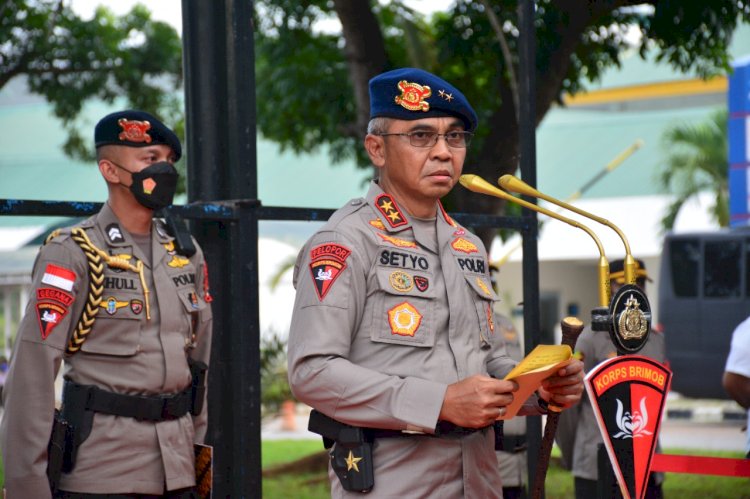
[{"x1": 538, "y1": 358, "x2": 584, "y2": 410}]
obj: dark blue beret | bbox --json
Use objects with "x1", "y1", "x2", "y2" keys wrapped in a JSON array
[
  {"x1": 94, "y1": 110, "x2": 182, "y2": 161},
  {"x1": 369, "y1": 68, "x2": 478, "y2": 132}
]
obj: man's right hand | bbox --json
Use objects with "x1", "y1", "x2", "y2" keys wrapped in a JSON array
[{"x1": 438, "y1": 375, "x2": 518, "y2": 428}]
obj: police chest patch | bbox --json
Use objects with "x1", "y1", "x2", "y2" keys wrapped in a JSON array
[
  {"x1": 37, "y1": 288, "x2": 74, "y2": 307},
  {"x1": 451, "y1": 237, "x2": 479, "y2": 254},
  {"x1": 309, "y1": 243, "x2": 352, "y2": 301},
  {"x1": 36, "y1": 302, "x2": 68, "y2": 340},
  {"x1": 377, "y1": 233, "x2": 417, "y2": 249},
  {"x1": 414, "y1": 275, "x2": 429, "y2": 292},
  {"x1": 106, "y1": 223, "x2": 125, "y2": 244},
  {"x1": 130, "y1": 299, "x2": 144, "y2": 315},
  {"x1": 100, "y1": 296, "x2": 129, "y2": 315},
  {"x1": 388, "y1": 302, "x2": 422, "y2": 337},
  {"x1": 389, "y1": 271, "x2": 413, "y2": 292}
]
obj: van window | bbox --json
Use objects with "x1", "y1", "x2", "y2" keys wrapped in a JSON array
[
  {"x1": 669, "y1": 239, "x2": 699, "y2": 297},
  {"x1": 703, "y1": 240, "x2": 741, "y2": 298}
]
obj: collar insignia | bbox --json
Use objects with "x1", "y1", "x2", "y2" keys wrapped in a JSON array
[
  {"x1": 438, "y1": 202, "x2": 457, "y2": 227},
  {"x1": 451, "y1": 237, "x2": 479, "y2": 254},
  {"x1": 377, "y1": 233, "x2": 417, "y2": 248},
  {"x1": 118, "y1": 118, "x2": 152, "y2": 143},
  {"x1": 369, "y1": 219, "x2": 386, "y2": 231},
  {"x1": 388, "y1": 301, "x2": 422, "y2": 337},
  {"x1": 395, "y1": 80, "x2": 431, "y2": 112},
  {"x1": 375, "y1": 194, "x2": 408, "y2": 228},
  {"x1": 476, "y1": 277, "x2": 492, "y2": 296}
]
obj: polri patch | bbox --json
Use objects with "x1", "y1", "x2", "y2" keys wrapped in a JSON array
[
  {"x1": 36, "y1": 302, "x2": 68, "y2": 340},
  {"x1": 41, "y1": 264, "x2": 76, "y2": 292},
  {"x1": 375, "y1": 194, "x2": 408, "y2": 228},
  {"x1": 309, "y1": 243, "x2": 352, "y2": 301}
]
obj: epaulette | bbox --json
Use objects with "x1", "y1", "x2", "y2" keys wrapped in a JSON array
[
  {"x1": 323, "y1": 198, "x2": 368, "y2": 230},
  {"x1": 43, "y1": 227, "x2": 73, "y2": 245}
]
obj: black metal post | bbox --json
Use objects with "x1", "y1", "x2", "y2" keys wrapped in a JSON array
[
  {"x1": 182, "y1": 1, "x2": 261, "y2": 497},
  {"x1": 518, "y1": 0, "x2": 543, "y2": 496}
]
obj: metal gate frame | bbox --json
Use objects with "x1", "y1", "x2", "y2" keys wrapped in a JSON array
[{"x1": 0, "y1": 1, "x2": 542, "y2": 497}]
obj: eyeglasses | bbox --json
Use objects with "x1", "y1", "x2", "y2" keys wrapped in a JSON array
[{"x1": 377, "y1": 130, "x2": 473, "y2": 148}]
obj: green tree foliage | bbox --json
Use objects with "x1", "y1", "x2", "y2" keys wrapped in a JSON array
[
  {"x1": 658, "y1": 108, "x2": 729, "y2": 231},
  {"x1": 0, "y1": 0, "x2": 183, "y2": 163},
  {"x1": 260, "y1": 333, "x2": 294, "y2": 415},
  {"x1": 253, "y1": 0, "x2": 750, "y2": 245}
]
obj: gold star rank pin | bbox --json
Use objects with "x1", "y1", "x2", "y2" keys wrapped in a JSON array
[
  {"x1": 375, "y1": 194, "x2": 408, "y2": 228},
  {"x1": 345, "y1": 450, "x2": 363, "y2": 472}
]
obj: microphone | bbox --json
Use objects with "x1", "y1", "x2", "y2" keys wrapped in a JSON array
[
  {"x1": 459, "y1": 174, "x2": 611, "y2": 307},
  {"x1": 496, "y1": 174, "x2": 651, "y2": 354},
  {"x1": 498, "y1": 174, "x2": 637, "y2": 285}
]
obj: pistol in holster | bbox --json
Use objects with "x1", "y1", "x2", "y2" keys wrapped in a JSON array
[
  {"x1": 189, "y1": 358, "x2": 208, "y2": 416},
  {"x1": 308, "y1": 409, "x2": 375, "y2": 493},
  {"x1": 47, "y1": 410, "x2": 72, "y2": 493}
]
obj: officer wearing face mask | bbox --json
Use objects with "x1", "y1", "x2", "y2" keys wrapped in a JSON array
[{"x1": 0, "y1": 110, "x2": 213, "y2": 499}]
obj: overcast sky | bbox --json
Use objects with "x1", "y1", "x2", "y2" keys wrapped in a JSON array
[{"x1": 70, "y1": 0, "x2": 457, "y2": 35}]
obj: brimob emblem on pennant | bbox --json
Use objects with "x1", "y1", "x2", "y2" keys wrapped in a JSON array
[
  {"x1": 388, "y1": 301, "x2": 422, "y2": 337},
  {"x1": 451, "y1": 237, "x2": 479, "y2": 254},
  {"x1": 309, "y1": 243, "x2": 352, "y2": 301},
  {"x1": 118, "y1": 118, "x2": 152, "y2": 143},
  {"x1": 395, "y1": 80, "x2": 431, "y2": 112}
]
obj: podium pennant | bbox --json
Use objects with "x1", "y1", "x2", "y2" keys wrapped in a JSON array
[{"x1": 584, "y1": 355, "x2": 672, "y2": 499}]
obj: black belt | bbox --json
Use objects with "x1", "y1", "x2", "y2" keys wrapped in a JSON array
[
  {"x1": 366, "y1": 420, "x2": 486, "y2": 439},
  {"x1": 63, "y1": 380, "x2": 192, "y2": 422},
  {"x1": 501, "y1": 434, "x2": 527, "y2": 453}
]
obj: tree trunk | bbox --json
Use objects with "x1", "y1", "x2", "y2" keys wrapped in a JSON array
[{"x1": 332, "y1": 0, "x2": 388, "y2": 141}]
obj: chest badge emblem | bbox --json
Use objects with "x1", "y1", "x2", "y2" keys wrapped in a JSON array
[
  {"x1": 451, "y1": 237, "x2": 479, "y2": 254},
  {"x1": 388, "y1": 301, "x2": 422, "y2": 337}
]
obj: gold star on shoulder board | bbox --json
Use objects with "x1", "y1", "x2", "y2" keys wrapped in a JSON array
[
  {"x1": 387, "y1": 210, "x2": 402, "y2": 223},
  {"x1": 379, "y1": 199, "x2": 394, "y2": 212},
  {"x1": 345, "y1": 450, "x2": 363, "y2": 472}
]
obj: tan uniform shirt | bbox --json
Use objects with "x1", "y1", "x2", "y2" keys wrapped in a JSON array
[
  {"x1": 288, "y1": 182, "x2": 522, "y2": 498},
  {"x1": 494, "y1": 313, "x2": 528, "y2": 489},
  {"x1": 1, "y1": 203, "x2": 213, "y2": 498},
  {"x1": 557, "y1": 326, "x2": 666, "y2": 481}
]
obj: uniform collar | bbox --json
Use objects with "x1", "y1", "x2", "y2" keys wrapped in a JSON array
[{"x1": 365, "y1": 181, "x2": 458, "y2": 233}]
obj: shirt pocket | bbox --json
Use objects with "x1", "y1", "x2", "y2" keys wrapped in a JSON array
[
  {"x1": 369, "y1": 267, "x2": 436, "y2": 348},
  {"x1": 463, "y1": 273, "x2": 500, "y2": 349},
  {"x1": 80, "y1": 292, "x2": 144, "y2": 356}
]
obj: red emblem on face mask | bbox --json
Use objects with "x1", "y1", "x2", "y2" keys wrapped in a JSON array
[
  {"x1": 118, "y1": 118, "x2": 152, "y2": 143},
  {"x1": 143, "y1": 178, "x2": 157, "y2": 194}
]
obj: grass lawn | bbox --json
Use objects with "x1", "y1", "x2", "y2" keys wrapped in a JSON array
[{"x1": 262, "y1": 441, "x2": 750, "y2": 499}]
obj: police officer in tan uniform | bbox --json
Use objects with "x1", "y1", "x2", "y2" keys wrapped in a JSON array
[
  {"x1": 557, "y1": 258, "x2": 665, "y2": 499},
  {"x1": 489, "y1": 266, "x2": 528, "y2": 499},
  {"x1": 0, "y1": 110, "x2": 213, "y2": 498},
  {"x1": 287, "y1": 68, "x2": 584, "y2": 498}
]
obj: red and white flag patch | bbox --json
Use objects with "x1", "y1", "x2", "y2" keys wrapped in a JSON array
[
  {"x1": 41, "y1": 264, "x2": 76, "y2": 292},
  {"x1": 309, "y1": 243, "x2": 351, "y2": 301}
]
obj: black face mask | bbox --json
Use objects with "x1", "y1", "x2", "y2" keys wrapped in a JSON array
[{"x1": 113, "y1": 161, "x2": 179, "y2": 210}]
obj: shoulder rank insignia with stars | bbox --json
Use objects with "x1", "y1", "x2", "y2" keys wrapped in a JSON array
[{"x1": 375, "y1": 194, "x2": 408, "y2": 228}]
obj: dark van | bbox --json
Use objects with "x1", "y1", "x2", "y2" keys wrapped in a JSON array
[{"x1": 658, "y1": 228, "x2": 750, "y2": 399}]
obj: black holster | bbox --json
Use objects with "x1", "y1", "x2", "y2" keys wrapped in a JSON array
[
  {"x1": 309, "y1": 410, "x2": 375, "y2": 493},
  {"x1": 60, "y1": 381, "x2": 97, "y2": 473},
  {"x1": 47, "y1": 409, "x2": 73, "y2": 493},
  {"x1": 189, "y1": 358, "x2": 208, "y2": 416}
]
